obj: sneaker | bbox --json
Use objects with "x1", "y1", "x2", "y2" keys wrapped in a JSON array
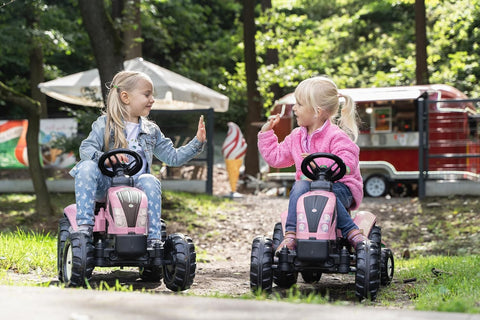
[
  {"x1": 77, "y1": 225, "x2": 93, "y2": 237},
  {"x1": 147, "y1": 239, "x2": 163, "y2": 249},
  {"x1": 347, "y1": 228, "x2": 368, "y2": 249},
  {"x1": 275, "y1": 231, "x2": 296, "y2": 255}
]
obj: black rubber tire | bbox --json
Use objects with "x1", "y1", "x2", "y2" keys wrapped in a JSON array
[
  {"x1": 272, "y1": 222, "x2": 283, "y2": 251},
  {"x1": 380, "y1": 248, "x2": 394, "y2": 286},
  {"x1": 301, "y1": 270, "x2": 322, "y2": 283},
  {"x1": 62, "y1": 232, "x2": 95, "y2": 287},
  {"x1": 364, "y1": 174, "x2": 388, "y2": 197},
  {"x1": 250, "y1": 236, "x2": 274, "y2": 292},
  {"x1": 274, "y1": 268, "x2": 298, "y2": 288},
  {"x1": 369, "y1": 225, "x2": 382, "y2": 244},
  {"x1": 163, "y1": 233, "x2": 196, "y2": 291},
  {"x1": 139, "y1": 266, "x2": 163, "y2": 282},
  {"x1": 161, "y1": 219, "x2": 167, "y2": 242},
  {"x1": 57, "y1": 217, "x2": 71, "y2": 282},
  {"x1": 355, "y1": 241, "x2": 381, "y2": 301}
]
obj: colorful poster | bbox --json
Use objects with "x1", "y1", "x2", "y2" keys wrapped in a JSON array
[{"x1": 0, "y1": 118, "x2": 77, "y2": 169}]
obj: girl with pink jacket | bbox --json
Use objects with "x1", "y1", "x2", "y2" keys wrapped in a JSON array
[{"x1": 258, "y1": 76, "x2": 366, "y2": 254}]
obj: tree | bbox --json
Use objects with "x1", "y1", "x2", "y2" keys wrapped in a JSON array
[
  {"x1": 415, "y1": 0, "x2": 428, "y2": 84},
  {"x1": 77, "y1": 0, "x2": 125, "y2": 102},
  {"x1": 242, "y1": 0, "x2": 262, "y2": 176}
]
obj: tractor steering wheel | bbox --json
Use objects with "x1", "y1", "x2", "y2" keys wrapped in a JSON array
[
  {"x1": 300, "y1": 152, "x2": 347, "y2": 182},
  {"x1": 98, "y1": 148, "x2": 143, "y2": 178}
]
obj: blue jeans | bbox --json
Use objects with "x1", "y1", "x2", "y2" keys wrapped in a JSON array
[
  {"x1": 286, "y1": 180, "x2": 358, "y2": 237},
  {"x1": 72, "y1": 160, "x2": 163, "y2": 239}
]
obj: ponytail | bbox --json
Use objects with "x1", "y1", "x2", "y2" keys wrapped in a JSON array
[{"x1": 334, "y1": 94, "x2": 359, "y2": 142}]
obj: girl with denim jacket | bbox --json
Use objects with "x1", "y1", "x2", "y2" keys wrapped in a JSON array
[
  {"x1": 69, "y1": 71, "x2": 206, "y2": 247},
  {"x1": 258, "y1": 76, "x2": 365, "y2": 254}
]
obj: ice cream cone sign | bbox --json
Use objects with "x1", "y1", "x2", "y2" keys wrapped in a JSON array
[{"x1": 222, "y1": 122, "x2": 247, "y2": 196}]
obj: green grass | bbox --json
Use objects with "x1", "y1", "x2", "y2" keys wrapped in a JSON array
[
  {"x1": 0, "y1": 230, "x2": 56, "y2": 276},
  {"x1": 395, "y1": 255, "x2": 480, "y2": 313}
]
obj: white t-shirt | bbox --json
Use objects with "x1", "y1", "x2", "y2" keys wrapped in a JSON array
[{"x1": 125, "y1": 121, "x2": 147, "y2": 176}]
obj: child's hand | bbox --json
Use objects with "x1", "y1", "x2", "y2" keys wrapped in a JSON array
[
  {"x1": 105, "y1": 153, "x2": 129, "y2": 167},
  {"x1": 260, "y1": 114, "x2": 280, "y2": 132},
  {"x1": 196, "y1": 115, "x2": 206, "y2": 142}
]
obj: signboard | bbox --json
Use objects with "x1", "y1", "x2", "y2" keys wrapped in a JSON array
[{"x1": 0, "y1": 118, "x2": 77, "y2": 169}]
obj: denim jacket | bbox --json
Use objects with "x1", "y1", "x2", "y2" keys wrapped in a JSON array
[{"x1": 69, "y1": 115, "x2": 205, "y2": 177}]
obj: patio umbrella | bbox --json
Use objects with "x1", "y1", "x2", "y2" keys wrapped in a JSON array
[{"x1": 38, "y1": 57, "x2": 229, "y2": 112}]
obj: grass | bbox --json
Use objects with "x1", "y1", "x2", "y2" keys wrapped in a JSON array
[
  {"x1": 395, "y1": 255, "x2": 480, "y2": 313},
  {"x1": 0, "y1": 229, "x2": 56, "y2": 276}
]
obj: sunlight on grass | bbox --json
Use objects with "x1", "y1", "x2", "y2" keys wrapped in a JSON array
[
  {"x1": 0, "y1": 230, "x2": 56, "y2": 277},
  {"x1": 396, "y1": 255, "x2": 480, "y2": 313}
]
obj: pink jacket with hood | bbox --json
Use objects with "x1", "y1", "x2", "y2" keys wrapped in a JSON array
[{"x1": 258, "y1": 120, "x2": 364, "y2": 210}]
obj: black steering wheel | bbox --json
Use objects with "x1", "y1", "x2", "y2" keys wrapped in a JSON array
[
  {"x1": 98, "y1": 148, "x2": 143, "y2": 177},
  {"x1": 301, "y1": 152, "x2": 347, "y2": 182}
]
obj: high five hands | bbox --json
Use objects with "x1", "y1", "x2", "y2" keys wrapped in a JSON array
[
  {"x1": 260, "y1": 114, "x2": 281, "y2": 132},
  {"x1": 196, "y1": 115, "x2": 207, "y2": 143}
]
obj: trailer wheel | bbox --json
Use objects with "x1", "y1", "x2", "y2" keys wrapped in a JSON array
[{"x1": 364, "y1": 174, "x2": 388, "y2": 197}]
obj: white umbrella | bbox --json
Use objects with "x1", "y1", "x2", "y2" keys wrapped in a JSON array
[{"x1": 38, "y1": 57, "x2": 229, "y2": 112}]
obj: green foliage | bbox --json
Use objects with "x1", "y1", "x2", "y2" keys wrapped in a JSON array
[{"x1": 2, "y1": 0, "x2": 480, "y2": 128}]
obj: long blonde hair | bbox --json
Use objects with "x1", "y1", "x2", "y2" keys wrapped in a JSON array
[
  {"x1": 294, "y1": 76, "x2": 359, "y2": 142},
  {"x1": 103, "y1": 71, "x2": 154, "y2": 150}
]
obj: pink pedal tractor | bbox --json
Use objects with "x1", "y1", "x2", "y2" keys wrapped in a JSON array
[
  {"x1": 57, "y1": 148, "x2": 196, "y2": 291},
  {"x1": 250, "y1": 152, "x2": 394, "y2": 301}
]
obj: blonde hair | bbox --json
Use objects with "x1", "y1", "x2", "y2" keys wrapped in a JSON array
[
  {"x1": 294, "y1": 76, "x2": 359, "y2": 142},
  {"x1": 103, "y1": 71, "x2": 154, "y2": 150}
]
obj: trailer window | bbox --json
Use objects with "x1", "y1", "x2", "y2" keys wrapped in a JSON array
[{"x1": 372, "y1": 107, "x2": 392, "y2": 132}]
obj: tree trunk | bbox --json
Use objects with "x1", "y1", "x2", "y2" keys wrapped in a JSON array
[
  {"x1": 78, "y1": 0, "x2": 125, "y2": 102},
  {"x1": 415, "y1": 0, "x2": 429, "y2": 84},
  {"x1": 122, "y1": 0, "x2": 143, "y2": 59},
  {"x1": 26, "y1": 2, "x2": 54, "y2": 216},
  {"x1": 261, "y1": 0, "x2": 281, "y2": 102},
  {"x1": 243, "y1": 0, "x2": 262, "y2": 177}
]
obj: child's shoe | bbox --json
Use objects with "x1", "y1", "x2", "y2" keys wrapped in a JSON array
[
  {"x1": 275, "y1": 231, "x2": 296, "y2": 255},
  {"x1": 347, "y1": 228, "x2": 367, "y2": 249},
  {"x1": 77, "y1": 225, "x2": 93, "y2": 238}
]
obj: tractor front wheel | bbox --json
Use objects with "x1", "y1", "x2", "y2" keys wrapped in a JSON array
[
  {"x1": 163, "y1": 233, "x2": 196, "y2": 291},
  {"x1": 62, "y1": 232, "x2": 95, "y2": 287}
]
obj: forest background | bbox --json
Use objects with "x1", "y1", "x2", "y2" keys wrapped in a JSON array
[{"x1": 1, "y1": 0, "x2": 479, "y2": 214}]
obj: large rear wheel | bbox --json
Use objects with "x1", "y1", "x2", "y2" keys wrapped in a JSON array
[
  {"x1": 250, "y1": 236, "x2": 273, "y2": 293},
  {"x1": 163, "y1": 233, "x2": 196, "y2": 291},
  {"x1": 272, "y1": 222, "x2": 283, "y2": 251},
  {"x1": 380, "y1": 248, "x2": 394, "y2": 285},
  {"x1": 355, "y1": 241, "x2": 380, "y2": 301},
  {"x1": 301, "y1": 270, "x2": 322, "y2": 283},
  {"x1": 57, "y1": 217, "x2": 71, "y2": 282},
  {"x1": 139, "y1": 266, "x2": 163, "y2": 282}
]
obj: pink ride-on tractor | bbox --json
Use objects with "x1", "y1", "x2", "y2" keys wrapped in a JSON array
[
  {"x1": 57, "y1": 148, "x2": 196, "y2": 291},
  {"x1": 250, "y1": 152, "x2": 394, "y2": 301}
]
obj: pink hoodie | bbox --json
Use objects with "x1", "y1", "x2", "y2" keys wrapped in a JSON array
[{"x1": 258, "y1": 120, "x2": 364, "y2": 210}]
